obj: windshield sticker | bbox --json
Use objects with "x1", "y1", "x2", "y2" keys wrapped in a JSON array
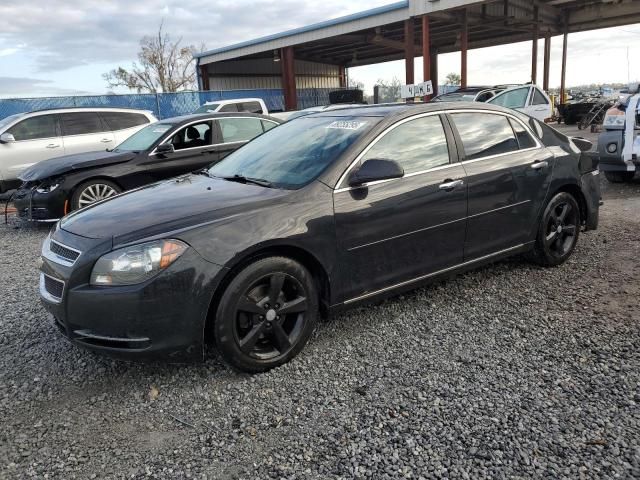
[
  {"x1": 152, "y1": 126, "x2": 172, "y2": 133},
  {"x1": 327, "y1": 120, "x2": 367, "y2": 130}
]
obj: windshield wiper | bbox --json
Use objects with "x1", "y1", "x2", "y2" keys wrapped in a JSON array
[{"x1": 220, "y1": 174, "x2": 273, "y2": 188}]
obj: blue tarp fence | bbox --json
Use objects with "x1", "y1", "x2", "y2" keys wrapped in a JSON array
[{"x1": 0, "y1": 88, "x2": 339, "y2": 121}]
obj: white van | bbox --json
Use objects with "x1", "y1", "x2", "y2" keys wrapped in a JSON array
[
  {"x1": 193, "y1": 98, "x2": 268, "y2": 115},
  {"x1": 0, "y1": 107, "x2": 157, "y2": 192}
]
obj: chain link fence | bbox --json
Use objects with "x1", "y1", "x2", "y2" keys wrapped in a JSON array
[{"x1": 0, "y1": 88, "x2": 340, "y2": 121}]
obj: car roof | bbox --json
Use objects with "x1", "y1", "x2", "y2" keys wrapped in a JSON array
[
  {"x1": 158, "y1": 112, "x2": 282, "y2": 124},
  {"x1": 204, "y1": 98, "x2": 264, "y2": 105},
  {"x1": 20, "y1": 107, "x2": 156, "y2": 116},
  {"x1": 305, "y1": 101, "x2": 516, "y2": 119}
]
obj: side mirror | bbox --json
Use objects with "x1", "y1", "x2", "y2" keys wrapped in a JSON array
[
  {"x1": 571, "y1": 137, "x2": 592, "y2": 152},
  {"x1": 156, "y1": 143, "x2": 175, "y2": 154},
  {"x1": 0, "y1": 132, "x2": 16, "y2": 143},
  {"x1": 348, "y1": 159, "x2": 404, "y2": 187}
]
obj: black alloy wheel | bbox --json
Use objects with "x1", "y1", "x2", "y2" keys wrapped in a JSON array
[
  {"x1": 529, "y1": 192, "x2": 581, "y2": 267},
  {"x1": 214, "y1": 257, "x2": 318, "y2": 372}
]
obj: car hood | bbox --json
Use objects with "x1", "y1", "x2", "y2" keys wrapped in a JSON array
[
  {"x1": 60, "y1": 174, "x2": 290, "y2": 244},
  {"x1": 18, "y1": 150, "x2": 136, "y2": 182}
]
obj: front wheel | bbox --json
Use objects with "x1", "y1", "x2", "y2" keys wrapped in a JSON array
[
  {"x1": 528, "y1": 192, "x2": 580, "y2": 267},
  {"x1": 213, "y1": 257, "x2": 318, "y2": 373},
  {"x1": 71, "y1": 179, "x2": 122, "y2": 211},
  {"x1": 604, "y1": 171, "x2": 635, "y2": 183}
]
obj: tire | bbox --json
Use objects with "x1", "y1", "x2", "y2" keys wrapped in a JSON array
[
  {"x1": 71, "y1": 179, "x2": 122, "y2": 211},
  {"x1": 604, "y1": 171, "x2": 635, "y2": 183},
  {"x1": 528, "y1": 192, "x2": 581, "y2": 267},
  {"x1": 213, "y1": 256, "x2": 318, "y2": 373}
]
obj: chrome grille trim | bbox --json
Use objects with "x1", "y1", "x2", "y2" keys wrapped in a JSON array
[
  {"x1": 40, "y1": 273, "x2": 65, "y2": 304},
  {"x1": 42, "y1": 236, "x2": 82, "y2": 267}
]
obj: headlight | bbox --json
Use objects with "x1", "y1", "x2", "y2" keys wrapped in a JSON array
[
  {"x1": 90, "y1": 239, "x2": 188, "y2": 286},
  {"x1": 36, "y1": 182, "x2": 59, "y2": 194},
  {"x1": 603, "y1": 108, "x2": 625, "y2": 129}
]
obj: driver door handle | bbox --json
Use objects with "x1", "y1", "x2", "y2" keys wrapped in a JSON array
[
  {"x1": 100, "y1": 138, "x2": 113, "y2": 143},
  {"x1": 531, "y1": 160, "x2": 548, "y2": 170},
  {"x1": 439, "y1": 179, "x2": 464, "y2": 191},
  {"x1": 46, "y1": 143, "x2": 60, "y2": 149}
]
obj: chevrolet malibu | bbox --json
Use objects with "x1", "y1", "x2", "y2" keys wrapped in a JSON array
[{"x1": 39, "y1": 103, "x2": 600, "y2": 373}]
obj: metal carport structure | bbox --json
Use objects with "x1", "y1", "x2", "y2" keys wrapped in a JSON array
[{"x1": 195, "y1": 0, "x2": 640, "y2": 110}]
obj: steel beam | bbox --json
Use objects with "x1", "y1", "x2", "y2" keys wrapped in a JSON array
[
  {"x1": 422, "y1": 15, "x2": 431, "y2": 101},
  {"x1": 461, "y1": 10, "x2": 468, "y2": 89},
  {"x1": 543, "y1": 33, "x2": 551, "y2": 91},
  {"x1": 405, "y1": 19, "x2": 415, "y2": 86},
  {"x1": 531, "y1": 6, "x2": 539, "y2": 84}
]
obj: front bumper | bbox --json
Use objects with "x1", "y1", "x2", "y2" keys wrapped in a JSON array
[
  {"x1": 13, "y1": 185, "x2": 67, "y2": 221},
  {"x1": 597, "y1": 130, "x2": 637, "y2": 172},
  {"x1": 39, "y1": 228, "x2": 226, "y2": 362}
]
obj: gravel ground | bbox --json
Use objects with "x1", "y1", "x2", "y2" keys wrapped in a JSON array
[{"x1": 1, "y1": 174, "x2": 639, "y2": 480}]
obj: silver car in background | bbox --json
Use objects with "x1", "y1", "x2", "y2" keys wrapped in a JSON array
[{"x1": 0, "y1": 107, "x2": 157, "y2": 192}]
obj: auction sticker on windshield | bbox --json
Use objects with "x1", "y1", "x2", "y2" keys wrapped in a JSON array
[
  {"x1": 327, "y1": 120, "x2": 367, "y2": 130},
  {"x1": 152, "y1": 125, "x2": 172, "y2": 133}
]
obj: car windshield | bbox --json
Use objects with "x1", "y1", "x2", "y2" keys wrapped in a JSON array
[
  {"x1": 208, "y1": 115, "x2": 377, "y2": 189},
  {"x1": 0, "y1": 113, "x2": 23, "y2": 131},
  {"x1": 193, "y1": 103, "x2": 220, "y2": 113},
  {"x1": 114, "y1": 123, "x2": 174, "y2": 152}
]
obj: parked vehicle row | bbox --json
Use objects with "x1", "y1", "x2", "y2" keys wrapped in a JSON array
[
  {"x1": 0, "y1": 108, "x2": 156, "y2": 193},
  {"x1": 37, "y1": 102, "x2": 600, "y2": 373}
]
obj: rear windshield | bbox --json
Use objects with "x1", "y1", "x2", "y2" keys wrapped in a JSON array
[
  {"x1": 209, "y1": 116, "x2": 377, "y2": 189},
  {"x1": 114, "y1": 123, "x2": 174, "y2": 152},
  {"x1": 193, "y1": 103, "x2": 220, "y2": 114}
]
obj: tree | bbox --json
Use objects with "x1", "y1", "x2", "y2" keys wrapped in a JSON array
[
  {"x1": 375, "y1": 76, "x2": 402, "y2": 103},
  {"x1": 104, "y1": 22, "x2": 201, "y2": 93},
  {"x1": 348, "y1": 77, "x2": 365, "y2": 91},
  {"x1": 444, "y1": 73, "x2": 461, "y2": 86}
]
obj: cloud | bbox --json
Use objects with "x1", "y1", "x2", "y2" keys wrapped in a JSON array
[
  {"x1": 0, "y1": 0, "x2": 391, "y2": 72},
  {"x1": 0, "y1": 76, "x2": 91, "y2": 97}
]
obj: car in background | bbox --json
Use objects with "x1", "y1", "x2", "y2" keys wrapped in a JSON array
[
  {"x1": 273, "y1": 103, "x2": 365, "y2": 121},
  {"x1": 193, "y1": 98, "x2": 268, "y2": 115},
  {"x1": 487, "y1": 85, "x2": 552, "y2": 122},
  {"x1": 13, "y1": 113, "x2": 281, "y2": 221},
  {"x1": 431, "y1": 86, "x2": 506, "y2": 103},
  {"x1": 38, "y1": 102, "x2": 599, "y2": 372},
  {"x1": 597, "y1": 92, "x2": 640, "y2": 183},
  {"x1": 0, "y1": 108, "x2": 157, "y2": 193}
]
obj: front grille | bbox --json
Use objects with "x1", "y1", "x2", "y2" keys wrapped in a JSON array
[
  {"x1": 43, "y1": 274, "x2": 64, "y2": 300},
  {"x1": 49, "y1": 240, "x2": 80, "y2": 263}
]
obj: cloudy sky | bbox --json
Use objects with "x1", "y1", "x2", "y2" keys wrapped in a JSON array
[{"x1": 0, "y1": 0, "x2": 639, "y2": 98}]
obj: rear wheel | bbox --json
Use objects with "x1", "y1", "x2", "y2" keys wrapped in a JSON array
[
  {"x1": 604, "y1": 171, "x2": 635, "y2": 183},
  {"x1": 213, "y1": 257, "x2": 318, "y2": 373},
  {"x1": 528, "y1": 192, "x2": 580, "y2": 267},
  {"x1": 71, "y1": 179, "x2": 121, "y2": 210}
]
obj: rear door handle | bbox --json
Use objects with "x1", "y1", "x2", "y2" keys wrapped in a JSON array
[
  {"x1": 100, "y1": 138, "x2": 113, "y2": 143},
  {"x1": 46, "y1": 144, "x2": 60, "y2": 149},
  {"x1": 531, "y1": 160, "x2": 548, "y2": 170},
  {"x1": 439, "y1": 179, "x2": 464, "y2": 191}
]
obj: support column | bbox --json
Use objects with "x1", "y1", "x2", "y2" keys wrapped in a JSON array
[
  {"x1": 531, "y1": 6, "x2": 539, "y2": 84},
  {"x1": 460, "y1": 10, "x2": 468, "y2": 89},
  {"x1": 339, "y1": 65, "x2": 346, "y2": 88},
  {"x1": 405, "y1": 19, "x2": 415, "y2": 86},
  {"x1": 422, "y1": 15, "x2": 431, "y2": 101},
  {"x1": 431, "y1": 50, "x2": 439, "y2": 97},
  {"x1": 199, "y1": 65, "x2": 210, "y2": 91},
  {"x1": 543, "y1": 33, "x2": 551, "y2": 91},
  {"x1": 560, "y1": 22, "x2": 568, "y2": 105},
  {"x1": 281, "y1": 46, "x2": 297, "y2": 111}
]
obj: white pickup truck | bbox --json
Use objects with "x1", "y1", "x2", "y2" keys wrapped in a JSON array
[
  {"x1": 597, "y1": 92, "x2": 640, "y2": 183},
  {"x1": 193, "y1": 98, "x2": 268, "y2": 115}
]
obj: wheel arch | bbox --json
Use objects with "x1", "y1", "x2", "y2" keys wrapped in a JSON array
[
  {"x1": 551, "y1": 183, "x2": 588, "y2": 226},
  {"x1": 203, "y1": 243, "x2": 332, "y2": 346}
]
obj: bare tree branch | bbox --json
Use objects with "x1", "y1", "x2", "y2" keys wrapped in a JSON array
[{"x1": 103, "y1": 21, "x2": 201, "y2": 93}]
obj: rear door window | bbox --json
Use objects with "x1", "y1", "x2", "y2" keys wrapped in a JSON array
[
  {"x1": 218, "y1": 117, "x2": 264, "y2": 143},
  {"x1": 240, "y1": 101, "x2": 263, "y2": 113},
  {"x1": 450, "y1": 113, "x2": 519, "y2": 160},
  {"x1": 509, "y1": 118, "x2": 537, "y2": 149},
  {"x1": 61, "y1": 112, "x2": 105, "y2": 136},
  {"x1": 532, "y1": 89, "x2": 549, "y2": 105},
  {"x1": 361, "y1": 115, "x2": 450, "y2": 174},
  {"x1": 7, "y1": 115, "x2": 58, "y2": 141},
  {"x1": 219, "y1": 103, "x2": 239, "y2": 113},
  {"x1": 100, "y1": 112, "x2": 149, "y2": 131}
]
